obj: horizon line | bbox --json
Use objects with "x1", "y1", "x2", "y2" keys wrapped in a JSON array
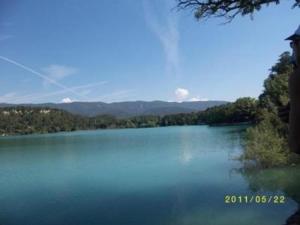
[{"x1": 0, "y1": 99, "x2": 232, "y2": 105}]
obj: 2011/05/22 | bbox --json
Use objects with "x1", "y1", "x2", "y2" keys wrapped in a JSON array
[{"x1": 224, "y1": 195, "x2": 285, "y2": 204}]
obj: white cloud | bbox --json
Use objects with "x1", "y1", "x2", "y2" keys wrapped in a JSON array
[
  {"x1": 200, "y1": 98, "x2": 209, "y2": 101},
  {"x1": 143, "y1": 0, "x2": 180, "y2": 77},
  {"x1": 189, "y1": 97, "x2": 200, "y2": 102},
  {"x1": 175, "y1": 88, "x2": 189, "y2": 101},
  {"x1": 42, "y1": 64, "x2": 77, "y2": 82},
  {"x1": 189, "y1": 97, "x2": 209, "y2": 102},
  {"x1": 61, "y1": 97, "x2": 73, "y2": 103}
]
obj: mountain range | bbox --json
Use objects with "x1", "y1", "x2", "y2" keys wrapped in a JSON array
[{"x1": 0, "y1": 100, "x2": 228, "y2": 118}]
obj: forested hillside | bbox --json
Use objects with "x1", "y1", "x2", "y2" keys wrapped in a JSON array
[
  {"x1": 0, "y1": 100, "x2": 227, "y2": 117},
  {"x1": 0, "y1": 97, "x2": 257, "y2": 136}
]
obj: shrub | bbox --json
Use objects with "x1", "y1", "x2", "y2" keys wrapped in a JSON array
[{"x1": 242, "y1": 118, "x2": 289, "y2": 168}]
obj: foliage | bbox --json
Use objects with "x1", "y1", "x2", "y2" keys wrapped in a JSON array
[
  {"x1": 177, "y1": 0, "x2": 299, "y2": 22},
  {"x1": 243, "y1": 113, "x2": 289, "y2": 168},
  {"x1": 200, "y1": 97, "x2": 258, "y2": 125},
  {"x1": 160, "y1": 112, "x2": 200, "y2": 126},
  {"x1": 241, "y1": 52, "x2": 300, "y2": 168},
  {"x1": 0, "y1": 107, "x2": 81, "y2": 135},
  {"x1": 258, "y1": 52, "x2": 292, "y2": 112}
]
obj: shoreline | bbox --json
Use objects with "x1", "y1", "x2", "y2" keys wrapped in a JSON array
[{"x1": 0, "y1": 123, "x2": 251, "y2": 138}]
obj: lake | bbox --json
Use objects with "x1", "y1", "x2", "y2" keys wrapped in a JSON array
[{"x1": 0, "y1": 126, "x2": 299, "y2": 225}]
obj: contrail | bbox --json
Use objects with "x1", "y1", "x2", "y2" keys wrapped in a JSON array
[
  {"x1": 0, "y1": 55, "x2": 84, "y2": 98},
  {"x1": 143, "y1": 0, "x2": 180, "y2": 78},
  {"x1": 6, "y1": 81, "x2": 108, "y2": 103}
]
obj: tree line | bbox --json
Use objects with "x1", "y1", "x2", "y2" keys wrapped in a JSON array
[{"x1": 0, "y1": 97, "x2": 258, "y2": 136}]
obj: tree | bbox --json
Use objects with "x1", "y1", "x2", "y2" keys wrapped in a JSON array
[
  {"x1": 241, "y1": 52, "x2": 300, "y2": 168},
  {"x1": 177, "y1": 0, "x2": 299, "y2": 22},
  {"x1": 258, "y1": 52, "x2": 291, "y2": 119}
]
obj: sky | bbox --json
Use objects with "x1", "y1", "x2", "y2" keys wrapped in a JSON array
[{"x1": 0, "y1": 0, "x2": 299, "y2": 103}]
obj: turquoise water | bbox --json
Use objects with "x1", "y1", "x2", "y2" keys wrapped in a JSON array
[{"x1": 0, "y1": 126, "x2": 299, "y2": 225}]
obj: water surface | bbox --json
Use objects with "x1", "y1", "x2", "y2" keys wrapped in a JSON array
[{"x1": 0, "y1": 126, "x2": 298, "y2": 225}]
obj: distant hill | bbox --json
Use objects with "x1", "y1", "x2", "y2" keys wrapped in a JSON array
[{"x1": 0, "y1": 100, "x2": 228, "y2": 118}]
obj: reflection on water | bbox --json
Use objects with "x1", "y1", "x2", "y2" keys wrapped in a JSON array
[
  {"x1": 0, "y1": 126, "x2": 299, "y2": 225},
  {"x1": 239, "y1": 166, "x2": 300, "y2": 224}
]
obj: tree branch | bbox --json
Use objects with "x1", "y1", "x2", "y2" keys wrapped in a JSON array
[{"x1": 177, "y1": 0, "x2": 299, "y2": 22}]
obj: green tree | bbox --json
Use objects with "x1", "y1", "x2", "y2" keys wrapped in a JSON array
[
  {"x1": 198, "y1": 97, "x2": 257, "y2": 125},
  {"x1": 242, "y1": 52, "x2": 300, "y2": 168},
  {"x1": 259, "y1": 52, "x2": 292, "y2": 111}
]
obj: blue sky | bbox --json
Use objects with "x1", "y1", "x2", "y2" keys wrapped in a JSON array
[{"x1": 0, "y1": 0, "x2": 298, "y2": 103}]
